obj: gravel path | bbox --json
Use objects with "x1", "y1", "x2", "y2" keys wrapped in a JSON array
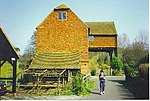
[{"x1": 84, "y1": 76, "x2": 135, "y2": 100}]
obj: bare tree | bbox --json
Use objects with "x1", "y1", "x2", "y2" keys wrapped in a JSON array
[
  {"x1": 134, "y1": 30, "x2": 149, "y2": 50},
  {"x1": 118, "y1": 33, "x2": 130, "y2": 49}
]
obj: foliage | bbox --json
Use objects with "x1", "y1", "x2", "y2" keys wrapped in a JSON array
[
  {"x1": 0, "y1": 62, "x2": 22, "y2": 79},
  {"x1": 118, "y1": 32, "x2": 149, "y2": 79},
  {"x1": 62, "y1": 83, "x2": 73, "y2": 95},
  {"x1": 62, "y1": 73, "x2": 95, "y2": 96},
  {"x1": 71, "y1": 73, "x2": 86, "y2": 95},
  {"x1": 89, "y1": 58, "x2": 99, "y2": 70},
  {"x1": 24, "y1": 31, "x2": 36, "y2": 58},
  {"x1": 112, "y1": 69, "x2": 123, "y2": 76},
  {"x1": 112, "y1": 56, "x2": 123, "y2": 71},
  {"x1": 18, "y1": 63, "x2": 25, "y2": 70},
  {"x1": 138, "y1": 54, "x2": 149, "y2": 66},
  {"x1": 121, "y1": 32, "x2": 149, "y2": 68},
  {"x1": 139, "y1": 64, "x2": 149, "y2": 80},
  {"x1": 91, "y1": 69, "x2": 96, "y2": 76},
  {"x1": 88, "y1": 52, "x2": 97, "y2": 59},
  {"x1": 104, "y1": 56, "x2": 109, "y2": 65},
  {"x1": 124, "y1": 63, "x2": 138, "y2": 78},
  {"x1": 100, "y1": 64, "x2": 110, "y2": 69},
  {"x1": 19, "y1": 32, "x2": 36, "y2": 69}
]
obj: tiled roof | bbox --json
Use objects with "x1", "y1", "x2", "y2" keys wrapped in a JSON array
[
  {"x1": 85, "y1": 22, "x2": 117, "y2": 35},
  {"x1": 55, "y1": 4, "x2": 69, "y2": 9},
  {"x1": 29, "y1": 52, "x2": 80, "y2": 69},
  {"x1": 0, "y1": 26, "x2": 19, "y2": 60}
]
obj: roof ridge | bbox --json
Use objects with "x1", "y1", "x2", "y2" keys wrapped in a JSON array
[
  {"x1": 55, "y1": 4, "x2": 69, "y2": 9},
  {"x1": 85, "y1": 21, "x2": 114, "y2": 23}
]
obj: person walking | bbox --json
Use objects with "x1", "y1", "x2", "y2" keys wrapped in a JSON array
[{"x1": 99, "y1": 69, "x2": 106, "y2": 95}]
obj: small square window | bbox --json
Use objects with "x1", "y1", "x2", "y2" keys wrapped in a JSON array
[
  {"x1": 63, "y1": 12, "x2": 66, "y2": 19},
  {"x1": 58, "y1": 12, "x2": 62, "y2": 20},
  {"x1": 88, "y1": 36, "x2": 94, "y2": 41},
  {"x1": 58, "y1": 12, "x2": 67, "y2": 20}
]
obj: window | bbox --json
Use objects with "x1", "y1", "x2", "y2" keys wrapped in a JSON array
[
  {"x1": 88, "y1": 36, "x2": 94, "y2": 41},
  {"x1": 58, "y1": 12, "x2": 67, "y2": 20}
]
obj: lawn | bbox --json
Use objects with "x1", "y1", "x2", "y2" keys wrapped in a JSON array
[{"x1": 0, "y1": 61, "x2": 22, "y2": 92}]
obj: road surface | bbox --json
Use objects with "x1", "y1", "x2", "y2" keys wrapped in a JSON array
[
  {"x1": 1, "y1": 76, "x2": 135, "y2": 100},
  {"x1": 84, "y1": 76, "x2": 135, "y2": 100}
]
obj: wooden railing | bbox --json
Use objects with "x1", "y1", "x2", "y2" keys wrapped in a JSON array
[{"x1": 83, "y1": 74, "x2": 90, "y2": 87}]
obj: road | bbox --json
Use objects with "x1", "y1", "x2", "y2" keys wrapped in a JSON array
[
  {"x1": 84, "y1": 76, "x2": 135, "y2": 100},
  {"x1": 1, "y1": 76, "x2": 135, "y2": 100}
]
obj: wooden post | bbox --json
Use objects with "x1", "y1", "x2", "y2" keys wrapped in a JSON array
[
  {"x1": 0, "y1": 61, "x2": 1, "y2": 78},
  {"x1": 114, "y1": 48, "x2": 118, "y2": 57},
  {"x1": 12, "y1": 59, "x2": 17, "y2": 95},
  {"x1": 58, "y1": 75, "x2": 60, "y2": 95},
  {"x1": 67, "y1": 70, "x2": 70, "y2": 82},
  {"x1": 109, "y1": 51, "x2": 113, "y2": 76}
]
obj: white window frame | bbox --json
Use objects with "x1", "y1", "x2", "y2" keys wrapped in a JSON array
[{"x1": 58, "y1": 12, "x2": 67, "y2": 20}]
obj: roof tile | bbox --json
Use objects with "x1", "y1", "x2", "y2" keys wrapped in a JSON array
[{"x1": 85, "y1": 22, "x2": 117, "y2": 35}]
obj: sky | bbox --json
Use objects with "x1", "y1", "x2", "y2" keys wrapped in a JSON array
[{"x1": 0, "y1": 0, "x2": 149, "y2": 55}]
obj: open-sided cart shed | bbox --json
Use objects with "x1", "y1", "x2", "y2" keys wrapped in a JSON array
[{"x1": 0, "y1": 26, "x2": 19, "y2": 94}]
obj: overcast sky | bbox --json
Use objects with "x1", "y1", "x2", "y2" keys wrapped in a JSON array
[{"x1": 0, "y1": 0, "x2": 149, "y2": 54}]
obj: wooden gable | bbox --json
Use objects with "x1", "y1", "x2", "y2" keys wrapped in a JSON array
[
  {"x1": 85, "y1": 22, "x2": 117, "y2": 48},
  {"x1": 0, "y1": 27, "x2": 19, "y2": 61}
]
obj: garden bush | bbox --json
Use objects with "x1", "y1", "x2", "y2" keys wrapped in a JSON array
[
  {"x1": 112, "y1": 69, "x2": 123, "y2": 76},
  {"x1": 91, "y1": 69, "x2": 96, "y2": 76},
  {"x1": 100, "y1": 64, "x2": 110, "y2": 69},
  {"x1": 112, "y1": 56, "x2": 123, "y2": 71},
  {"x1": 62, "y1": 72, "x2": 95, "y2": 96},
  {"x1": 139, "y1": 63, "x2": 149, "y2": 80},
  {"x1": 124, "y1": 63, "x2": 138, "y2": 80}
]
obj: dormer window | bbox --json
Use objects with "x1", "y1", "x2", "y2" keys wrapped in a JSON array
[{"x1": 58, "y1": 12, "x2": 67, "y2": 20}]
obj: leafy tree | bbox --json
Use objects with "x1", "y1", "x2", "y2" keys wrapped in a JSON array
[
  {"x1": 104, "y1": 56, "x2": 109, "y2": 65},
  {"x1": 112, "y1": 56, "x2": 123, "y2": 71},
  {"x1": 89, "y1": 58, "x2": 99, "y2": 70},
  {"x1": 121, "y1": 31, "x2": 149, "y2": 67},
  {"x1": 121, "y1": 31, "x2": 149, "y2": 78},
  {"x1": 24, "y1": 31, "x2": 36, "y2": 57}
]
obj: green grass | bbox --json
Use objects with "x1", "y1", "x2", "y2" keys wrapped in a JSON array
[
  {"x1": 0, "y1": 61, "x2": 22, "y2": 80},
  {"x1": 84, "y1": 80, "x2": 95, "y2": 95}
]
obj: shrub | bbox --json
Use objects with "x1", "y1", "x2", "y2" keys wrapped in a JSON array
[
  {"x1": 18, "y1": 63, "x2": 25, "y2": 70},
  {"x1": 100, "y1": 64, "x2": 110, "y2": 69},
  {"x1": 91, "y1": 69, "x2": 96, "y2": 76},
  {"x1": 139, "y1": 64, "x2": 149, "y2": 80},
  {"x1": 112, "y1": 56, "x2": 123, "y2": 71},
  {"x1": 89, "y1": 58, "x2": 99, "y2": 70},
  {"x1": 112, "y1": 69, "x2": 123, "y2": 76},
  {"x1": 124, "y1": 63, "x2": 138, "y2": 80},
  {"x1": 71, "y1": 73, "x2": 86, "y2": 95},
  {"x1": 62, "y1": 72, "x2": 95, "y2": 96}
]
